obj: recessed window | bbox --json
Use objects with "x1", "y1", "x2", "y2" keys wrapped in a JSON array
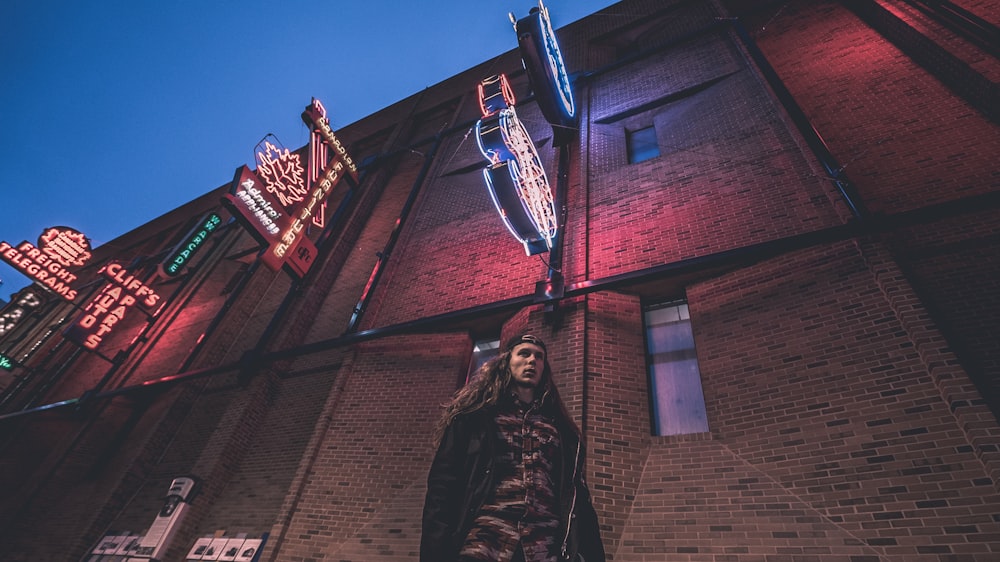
[
  {"x1": 627, "y1": 125, "x2": 660, "y2": 163},
  {"x1": 467, "y1": 338, "x2": 500, "y2": 382},
  {"x1": 644, "y1": 301, "x2": 708, "y2": 436}
]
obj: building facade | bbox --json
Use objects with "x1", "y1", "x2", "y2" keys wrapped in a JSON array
[{"x1": 1, "y1": 0, "x2": 999, "y2": 560}]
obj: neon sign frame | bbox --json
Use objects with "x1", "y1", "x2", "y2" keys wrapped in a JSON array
[{"x1": 511, "y1": 0, "x2": 576, "y2": 143}]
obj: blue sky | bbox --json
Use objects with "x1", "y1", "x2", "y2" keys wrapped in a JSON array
[{"x1": 0, "y1": 0, "x2": 619, "y2": 303}]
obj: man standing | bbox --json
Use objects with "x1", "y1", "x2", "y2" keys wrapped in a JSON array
[{"x1": 421, "y1": 334, "x2": 606, "y2": 562}]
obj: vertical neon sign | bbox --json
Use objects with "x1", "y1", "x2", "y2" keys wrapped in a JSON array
[
  {"x1": 64, "y1": 262, "x2": 161, "y2": 350},
  {"x1": 307, "y1": 98, "x2": 331, "y2": 228},
  {"x1": 0, "y1": 287, "x2": 46, "y2": 341},
  {"x1": 158, "y1": 213, "x2": 223, "y2": 277},
  {"x1": 223, "y1": 98, "x2": 355, "y2": 278},
  {"x1": 511, "y1": 0, "x2": 577, "y2": 144},
  {"x1": 475, "y1": 74, "x2": 558, "y2": 255}
]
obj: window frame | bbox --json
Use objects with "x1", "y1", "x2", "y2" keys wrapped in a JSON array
[
  {"x1": 642, "y1": 299, "x2": 709, "y2": 436},
  {"x1": 466, "y1": 337, "x2": 501, "y2": 383},
  {"x1": 626, "y1": 125, "x2": 660, "y2": 164}
]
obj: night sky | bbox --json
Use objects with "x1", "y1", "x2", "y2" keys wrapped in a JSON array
[{"x1": 0, "y1": 0, "x2": 620, "y2": 303}]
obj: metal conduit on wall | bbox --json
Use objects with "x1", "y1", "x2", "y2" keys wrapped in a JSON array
[
  {"x1": 901, "y1": 0, "x2": 1000, "y2": 58},
  {"x1": 843, "y1": 0, "x2": 1000, "y2": 123},
  {"x1": 346, "y1": 136, "x2": 442, "y2": 333},
  {"x1": 5, "y1": 189, "x2": 1000, "y2": 424}
]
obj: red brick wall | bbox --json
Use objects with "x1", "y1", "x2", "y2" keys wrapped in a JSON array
[
  {"x1": 663, "y1": 242, "x2": 1000, "y2": 560},
  {"x1": 2, "y1": 1, "x2": 999, "y2": 560},
  {"x1": 272, "y1": 333, "x2": 470, "y2": 561},
  {"x1": 583, "y1": 291, "x2": 652, "y2": 557},
  {"x1": 880, "y1": 210, "x2": 1000, "y2": 418},
  {"x1": 741, "y1": 0, "x2": 1000, "y2": 214},
  {"x1": 365, "y1": 93, "x2": 557, "y2": 326}
]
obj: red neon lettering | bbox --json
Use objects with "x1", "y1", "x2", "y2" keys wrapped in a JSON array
[
  {"x1": 312, "y1": 98, "x2": 327, "y2": 118},
  {"x1": 107, "y1": 308, "x2": 126, "y2": 323}
]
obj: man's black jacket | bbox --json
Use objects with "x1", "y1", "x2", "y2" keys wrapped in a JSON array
[{"x1": 420, "y1": 404, "x2": 606, "y2": 561}]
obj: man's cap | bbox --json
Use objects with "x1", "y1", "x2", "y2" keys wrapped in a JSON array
[{"x1": 505, "y1": 333, "x2": 547, "y2": 352}]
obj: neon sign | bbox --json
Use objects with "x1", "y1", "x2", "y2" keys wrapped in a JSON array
[
  {"x1": 259, "y1": 98, "x2": 355, "y2": 275},
  {"x1": 63, "y1": 262, "x2": 161, "y2": 350},
  {"x1": 479, "y1": 74, "x2": 516, "y2": 117},
  {"x1": 511, "y1": 1, "x2": 576, "y2": 143},
  {"x1": 0, "y1": 227, "x2": 91, "y2": 301},
  {"x1": 302, "y1": 98, "x2": 358, "y2": 183},
  {"x1": 307, "y1": 101, "x2": 329, "y2": 229},
  {"x1": 159, "y1": 213, "x2": 222, "y2": 277},
  {"x1": 226, "y1": 98, "x2": 355, "y2": 278},
  {"x1": 223, "y1": 166, "x2": 288, "y2": 243},
  {"x1": 256, "y1": 141, "x2": 307, "y2": 208},
  {"x1": 64, "y1": 282, "x2": 134, "y2": 350},
  {"x1": 100, "y1": 262, "x2": 161, "y2": 308},
  {"x1": 267, "y1": 157, "x2": 344, "y2": 267},
  {"x1": 0, "y1": 287, "x2": 46, "y2": 340},
  {"x1": 0, "y1": 353, "x2": 13, "y2": 371},
  {"x1": 475, "y1": 73, "x2": 558, "y2": 255}
]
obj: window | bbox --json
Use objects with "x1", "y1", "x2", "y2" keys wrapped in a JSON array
[
  {"x1": 466, "y1": 338, "x2": 500, "y2": 382},
  {"x1": 627, "y1": 125, "x2": 659, "y2": 163},
  {"x1": 644, "y1": 301, "x2": 708, "y2": 435}
]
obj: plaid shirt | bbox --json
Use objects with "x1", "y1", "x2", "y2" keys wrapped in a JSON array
[{"x1": 458, "y1": 394, "x2": 562, "y2": 562}]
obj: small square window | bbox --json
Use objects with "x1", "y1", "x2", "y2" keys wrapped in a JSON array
[{"x1": 627, "y1": 126, "x2": 660, "y2": 164}]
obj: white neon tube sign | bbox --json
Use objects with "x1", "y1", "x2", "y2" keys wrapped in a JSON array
[
  {"x1": 475, "y1": 73, "x2": 557, "y2": 255},
  {"x1": 536, "y1": 0, "x2": 574, "y2": 121}
]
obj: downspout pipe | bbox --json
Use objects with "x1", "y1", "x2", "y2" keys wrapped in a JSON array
[
  {"x1": 346, "y1": 135, "x2": 443, "y2": 333},
  {"x1": 903, "y1": 0, "x2": 1000, "y2": 58},
  {"x1": 543, "y1": 143, "x2": 572, "y2": 302},
  {"x1": 177, "y1": 237, "x2": 264, "y2": 375},
  {"x1": 242, "y1": 173, "x2": 363, "y2": 378},
  {"x1": 728, "y1": 17, "x2": 870, "y2": 221}
]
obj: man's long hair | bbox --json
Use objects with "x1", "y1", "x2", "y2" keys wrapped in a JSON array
[{"x1": 433, "y1": 337, "x2": 578, "y2": 446}]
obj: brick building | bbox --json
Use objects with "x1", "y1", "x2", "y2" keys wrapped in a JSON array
[{"x1": 1, "y1": 0, "x2": 999, "y2": 560}]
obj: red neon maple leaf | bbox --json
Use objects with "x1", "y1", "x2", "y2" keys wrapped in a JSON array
[{"x1": 256, "y1": 141, "x2": 307, "y2": 208}]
